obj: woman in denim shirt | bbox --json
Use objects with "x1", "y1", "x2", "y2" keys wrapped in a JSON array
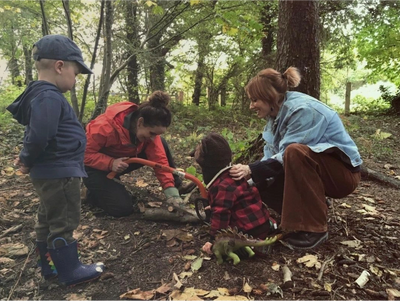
[{"x1": 230, "y1": 67, "x2": 362, "y2": 249}]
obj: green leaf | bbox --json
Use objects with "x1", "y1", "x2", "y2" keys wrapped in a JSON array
[{"x1": 191, "y1": 257, "x2": 203, "y2": 272}]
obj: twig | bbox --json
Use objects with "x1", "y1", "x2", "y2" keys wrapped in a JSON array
[
  {"x1": 7, "y1": 245, "x2": 35, "y2": 301},
  {"x1": 317, "y1": 255, "x2": 335, "y2": 282},
  {"x1": 0, "y1": 224, "x2": 23, "y2": 238}
]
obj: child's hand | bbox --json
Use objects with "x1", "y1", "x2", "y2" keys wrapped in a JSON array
[
  {"x1": 14, "y1": 157, "x2": 30, "y2": 174},
  {"x1": 202, "y1": 242, "x2": 213, "y2": 255}
]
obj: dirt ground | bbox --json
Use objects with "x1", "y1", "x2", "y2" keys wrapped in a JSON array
[{"x1": 1, "y1": 113, "x2": 400, "y2": 301}]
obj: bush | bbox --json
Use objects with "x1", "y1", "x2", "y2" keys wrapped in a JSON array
[{"x1": 0, "y1": 85, "x2": 25, "y2": 128}]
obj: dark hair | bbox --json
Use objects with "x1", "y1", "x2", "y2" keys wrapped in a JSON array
[
  {"x1": 136, "y1": 91, "x2": 172, "y2": 127},
  {"x1": 245, "y1": 67, "x2": 301, "y2": 110}
]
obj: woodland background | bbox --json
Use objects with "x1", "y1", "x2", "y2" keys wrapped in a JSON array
[{"x1": 1, "y1": 1, "x2": 400, "y2": 301}]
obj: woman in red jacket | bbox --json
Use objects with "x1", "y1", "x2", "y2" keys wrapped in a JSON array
[{"x1": 83, "y1": 91, "x2": 183, "y2": 217}]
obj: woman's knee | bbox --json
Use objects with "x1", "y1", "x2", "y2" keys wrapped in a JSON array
[{"x1": 284, "y1": 143, "x2": 308, "y2": 162}]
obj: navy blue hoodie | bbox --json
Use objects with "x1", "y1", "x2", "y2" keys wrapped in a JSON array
[{"x1": 7, "y1": 81, "x2": 87, "y2": 179}]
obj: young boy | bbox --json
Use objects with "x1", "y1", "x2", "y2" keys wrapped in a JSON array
[
  {"x1": 194, "y1": 133, "x2": 277, "y2": 256},
  {"x1": 7, "y1": 35, "x2": 104, "y2": 286}
]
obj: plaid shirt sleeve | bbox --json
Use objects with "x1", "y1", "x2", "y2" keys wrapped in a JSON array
[{"x1": 208, "y1": 179, "x2": 237, "y2": 237}]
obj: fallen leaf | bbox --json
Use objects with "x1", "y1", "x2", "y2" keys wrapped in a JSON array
[
  {"x1": 204, "y1": 288, "x2": 229, "y2": 298},
  {"x1": 0, "y1": 243, "x2": 29, "y2": 257},
  {"x1": 124, "y1": 234, "x2": 130, "y2": 240},
  {"x1": 183, "y1": 255, "x2": 197, "y2": 260},
  {"x1": 340, "y1": 240, "x2": 362, "y2": 248},
  {"x1": 339, "y1": 202, "x2": 352, "y2": 208},
  {"x1": 179, "y1": 271, "x2": 193, "y2": 279},
  {"x1": 135, "y1": 179, "x2": 149, "y2": 187},
  {"x1": 297, "y1": 254, "x2": 321, "y2": 269},
  {"x1": 214, "y1": 296, "x2": 248, "y2": 301},
  {"x1": 170, "y1": 287, "x2": 209, "y2": 300},
  {"x1": 243, "y1": 282, "x2": 252, "y2": 293},
  {"x1": 156, "y1": 283, "x2": 172, "y2": 294},
  {"x1": 0, "y1": 257, "x2": 15, "y2": 267},
  {"x1": 148, "y1": 201, "x2": 162, "y2": 208},
  {"x1": 3, "y1": 167, "x2": 14, "y2": 176},
  {"x1": 191, "y1": 257, "x2": 203, "y2": 272},
  {"x1": 64, "y1": 293, "x2": 89, "y2": 300},
  {"x1": 362, "y1": 204, "x2": 376, "y2": 212},
  {"x1": 119, "y1": 288, "x2": 154, "y2": 300},
  {"x1": 271, "y1": 262, "x2": 280, "y2": 271},
  {"x1": 387, "y1": 288, "x2": 400, "y2": 298},
  {"x1": 324, "y1": 282, "x2": 333, "y2": 292}
]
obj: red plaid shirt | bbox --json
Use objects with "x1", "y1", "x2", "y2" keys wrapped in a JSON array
[{"x1": 208, "y1": 169, "x2": 271, "y2": 238}]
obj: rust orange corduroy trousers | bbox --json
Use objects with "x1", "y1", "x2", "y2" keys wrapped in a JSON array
[{"x1": 260, "y1": 143, "x2": 361, "y2": 233}]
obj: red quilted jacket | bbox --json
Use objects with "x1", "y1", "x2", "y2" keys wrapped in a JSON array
[{"x1": 84, "y1": 102, "x2": 174, "y2": 189}]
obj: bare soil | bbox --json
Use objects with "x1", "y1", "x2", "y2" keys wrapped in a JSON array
[{"x1": 1, "y1": 113, "x2": 400, "y2": 301}]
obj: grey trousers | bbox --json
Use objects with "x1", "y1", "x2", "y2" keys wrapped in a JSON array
[{"x1": 31, "y1": 177, "x2": 81, "y2": 248}]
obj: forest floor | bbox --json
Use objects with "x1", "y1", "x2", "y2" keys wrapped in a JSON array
[{"x1": 0, "y1": 111, "x2": 400, "y2": 301}]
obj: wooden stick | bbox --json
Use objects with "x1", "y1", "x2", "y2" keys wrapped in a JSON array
[
  {"x1": 7, "y1": 245, "x2": 34, "y2": 301},
  {"x1": 317, "y1": 255, "x2": 335, "y2": 282}
]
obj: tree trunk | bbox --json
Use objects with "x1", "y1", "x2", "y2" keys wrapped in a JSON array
[
  {"x1": 39, "y1": 0, "x2": 49, "y2": 36},
  {"x1": 125, "y1": 0, "x2": 140, "y2": 103},
  {"x1": 220, "y1": 84, "x2": 227, "y2": 107},
  {"x1": 191, "y1": 35, "x2": 209, "y2": 106},
  {"x1": 276, "y1": 0, "x2": 320, "y2": 99},
  {"x1": 62, "y1": 0, "x2": 80, "y2": 116},
  {"x1": 79, "y1": 0, "x2": 104, "y2": 122},
  {"x1": 345, "y1": 82, "x2": 351, "y2": 115},
  {"x1": 260, "y1": 1, "x2": 277, "y2": 66},
  {"x1": 9, "y1": 30, "x2": 22, "y2": 87},
  {"x1": 23, "y1": 45, "x2": 33, "y2": 85},
  {"x1": 92, "y1": 0, "x2": 113, "y2": 120}
]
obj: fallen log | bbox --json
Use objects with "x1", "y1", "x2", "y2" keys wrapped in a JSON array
[
  {"x1": 140, "y1": 207, "x2": 200, "y2": 224},
  {"x1": 360, "y1": 164, "x2": 400, "y2": 189}
]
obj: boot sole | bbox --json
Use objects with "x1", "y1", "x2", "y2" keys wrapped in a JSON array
[
  {"x1": 65, "y1": 274, "x2": 101, "y2": 288},
  {"x1": 282, "y1": 232, "x2": 329, "y2": 250}
]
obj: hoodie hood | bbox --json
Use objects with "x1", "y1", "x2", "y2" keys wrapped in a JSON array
[{"x1": 6, "y1": 81, "x2": 60, "y2": 126}]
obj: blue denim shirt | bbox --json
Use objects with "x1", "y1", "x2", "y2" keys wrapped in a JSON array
[{"x1": 262, "y1": 91, "x2": 362, "y2": 167}]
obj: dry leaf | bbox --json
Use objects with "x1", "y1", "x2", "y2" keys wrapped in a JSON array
[
  {"x1": 148, "y1": 201, "x2": 162, "y2": 208},
  {"x1": 297, "y1": 254, "x2": 321, "y2": 270},
  {"x1": 0, "y1": 243, "x2": 29, "y2": 257},
  {"x1": 340, "y1": 240, "x2": 362, "y2": 248},
  {"x1": 271, "y1": 262, "x2": 280, "y2": 271},
  {"x1": 170, "y1": 287, "x2": 209, "y2": 300},
  {"x1": 214, "y1": 296, "x2": 248, "y2": 301},
  {"x1": 119, "y1": 288, "x2": 154, "y2": 300},
  {"x1": 136, "y1": 179, "x2": 149, "y2": 187},
  {"x1": 64, "y1": 293, "x2": 89, "y2": 300},
  {"x1": 243, "y1": 282, "x2": 252, "y2": 293},
  {"x1": 155, "y1": 283, "x2": 172, "y2": 294}
]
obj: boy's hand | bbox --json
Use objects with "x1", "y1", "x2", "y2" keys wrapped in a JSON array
[
  {"x1": 202, "y1": 242, "x2": 213, "y2": 255},
  {"x1": 112, "y1": 157, "x2": 129, "y2": 173},
  {"x1": 14, "y1": 157, "x2": 30, "y2": 174}
]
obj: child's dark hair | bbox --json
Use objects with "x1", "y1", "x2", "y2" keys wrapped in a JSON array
[{"x1": 137, "y1": 91, "x2": 172, "y2": 127}]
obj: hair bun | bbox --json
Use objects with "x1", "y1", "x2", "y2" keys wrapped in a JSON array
[{"x1": 148, "y1": 91, "x2": 171, "y2": 108}]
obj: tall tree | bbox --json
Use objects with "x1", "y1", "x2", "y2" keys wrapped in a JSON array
[
  {"x1": 276, "y1": 0, "x2": 320, "y2": 99},
  {"x1": 124, "y1": 0, "x2": 140, "y2": 103},
  {"x1": 62, "y1": 0, "x2": 80, "y2": 116},
  {"x1": 92, "y1": 0, "x2": 113, "y2": 119}
]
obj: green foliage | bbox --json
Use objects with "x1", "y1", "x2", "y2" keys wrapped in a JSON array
[
  {"x1": 350, "y1": 95, "x2": 390, "y2": 114},
  {"x1": 185, "y1": 165, "x2": 203, "y2": 183},
  {"x1": 343, "y1": 115, "x2": 394, "y2": 162},
  {"x1": 0, "y1": 85, "x2": 25, "y2": 127}
]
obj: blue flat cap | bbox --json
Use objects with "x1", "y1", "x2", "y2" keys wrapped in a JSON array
[{"x1": 33, "y1": 35, "x2": 92, "y2": 74}]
